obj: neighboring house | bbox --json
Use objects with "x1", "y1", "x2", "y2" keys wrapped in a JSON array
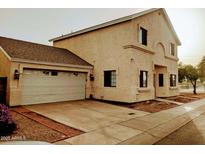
[
  {"x1": 50, "y1": 8, "x2": 181, "y2": 103},
  {"x1": 0, "y1": 36, "x2": 93, "y2": 106}
]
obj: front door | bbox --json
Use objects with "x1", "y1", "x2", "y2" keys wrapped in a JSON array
[
  {"x1": 0, "y1": 77, "x2": 7, "y2": 104},
  {"x1": 154, "y1": 65, "x2": 167, "y2": 97}
]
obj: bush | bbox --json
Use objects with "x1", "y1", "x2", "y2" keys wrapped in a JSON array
[{"x1": 0, "y1": 104, "x2": 16, "y2": 136}]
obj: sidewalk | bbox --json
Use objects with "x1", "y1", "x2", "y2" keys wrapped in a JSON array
[{"x1": 60, "y1": 98, "x2": 205, "y2": 145}]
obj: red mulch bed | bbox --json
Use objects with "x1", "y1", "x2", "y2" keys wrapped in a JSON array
[
  {"x1": 126, "y1": 100, "x2": 178, "y2": 113},
  {"x1": 180, "y1": 93, "x2": 205, "y2": 99},
  {"x1": 165, "y1": 96, "x2": 197, "y2": 103},
  {"x1": 166, "y1": 94, "x2": 203, "y2": 103},
  {"x1": 104, "y1": 100, "x2": 179, "y2": 113},
  {"x1": 1, "y1": 107, "x2": 84, "y2": 143}
]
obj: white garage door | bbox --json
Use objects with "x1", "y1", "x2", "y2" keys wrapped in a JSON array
[{"x1": 21, "y1": 69, "x2": 86, "y2": 105}]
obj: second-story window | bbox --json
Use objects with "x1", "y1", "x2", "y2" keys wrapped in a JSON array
[
  {"x1": 139, "y1": 27, "x2": 147, "y2": 46},
  {"x1": 170, "y1": 43, "x2": 175, "y2": 56}
]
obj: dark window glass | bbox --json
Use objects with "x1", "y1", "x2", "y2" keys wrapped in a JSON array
[
  {"x1": 104, "y1": 70, "x2": 116, "y2": 87},
  {"x1": 140, "y1": 71, "x2": 148, "y2": 88},
  {"x1": 51, "y1": 71, "x2": 58, "y2": 76},
  {"x1": 140, "y1": 27, "x2": 147, "y2": 46},
  {"x1": 159, "y1": 74, "x2": 164, "y2": 87},
  {"x1": 170, "y1": 43, "x2": 175, "y2": 56},
  {"x1": 170, "y1": 74, "x2": 176, "y2": 87}
]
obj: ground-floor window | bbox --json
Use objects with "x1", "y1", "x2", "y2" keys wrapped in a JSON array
[
  {"x1": 104, "y1": 70, "x2": 116, "y2": 87},
  {"x1": 170, "y1": 74, "x2": 177, "y2": 87},
  {"x1": 159, "y1": 74, "x2": 164, "y2": 87},
  {"x1": 140, "y1": 70, "x2": 148, "y2": 87}
]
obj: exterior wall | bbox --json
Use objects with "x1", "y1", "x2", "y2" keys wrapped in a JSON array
[
  {"x1": 53, "y1": 9, "x2": 179, "y2": 103},
  {"x1": 54, "y1": 21, "x2": 135, "y2": 102},
  {"x1": 0, "y1": 48, "x2": 11, "y2": 104},
  {"x1": 9, "y1": 61, "x2": 92, "y2": 106}
]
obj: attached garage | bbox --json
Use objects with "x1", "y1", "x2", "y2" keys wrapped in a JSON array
[
  {"x1": 0, "y1": 36, "x2": 93, "y2": 106},
  {"x1": 21, "y1": 69, "x2": 87, "y2": 105}
]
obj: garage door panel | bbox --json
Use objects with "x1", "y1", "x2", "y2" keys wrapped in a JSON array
[
  {"x1": 22, "y1": 93, "x2": 85, "y2": 105},
  {"x1": 23, "y1": 76, "x2": 85, "y2": 86},
  {"x1": 21, "y1": 69, "x2": 86, "y2": 105},
  {"x1": 22, "y1": 86, "x2": 85, "y2": 96}
]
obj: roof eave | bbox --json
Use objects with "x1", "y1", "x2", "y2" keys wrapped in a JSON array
[
  {"x1": 161, "y1": 8, "x2": 181, "y2": 46},
  {"x1": 49, "y1": 8, "x2": 160, "y2": 42},
  {"x1": 49, "y1": 8, "x2": 181, "y2": 46},
  {"x1": 49, "y1": 15, "x2": 133, "y2": 42},
  {"x1": 10, "y1": 58, "x2": 93, "y2": 69},
  {"x1": 0, "y1": 46, "x2": 12, "y2": 60}
]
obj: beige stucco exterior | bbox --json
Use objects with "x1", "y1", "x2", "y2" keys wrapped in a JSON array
[
  {"x1": 52, "y1": 9, "x2": 180, "y2": 103},
  {"x1": 0, "y1": 47, "x2": 11, "y2": 103}
]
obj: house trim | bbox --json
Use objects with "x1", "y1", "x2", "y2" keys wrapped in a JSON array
[
  {"x1": 10, "y1": 58, "x2": 93, "y2": 70},
  {"x1": 164, "y1": 56, "x2": 179, "y2": 61},
  {"x1": 123, "y1": 44, "x2": 155, "y2": 54},
  {"x1": 0, "y1": 46, "x2": 12, "y2": 60},
  {"x1": 49, "y1": 8, "x2": 181, "y2": 45},
  {"x1": 138, "y1": 87, "x2": 151, "y2": 92}
]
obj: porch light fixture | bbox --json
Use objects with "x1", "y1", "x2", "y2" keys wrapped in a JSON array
[
  {"x1": 130, "y1": 58, "x2": 135, "y2": 63},
  {"x1": 73, "y1": 72, "x2": 78, "y2": 76},
  {"x1": 14, "y1": 69, "x2": 20, "y2": 80}
]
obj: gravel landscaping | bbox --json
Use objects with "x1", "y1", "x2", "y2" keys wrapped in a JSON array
[{"x1": 0, "y1": 107, "x2": 84, "y2": 143}]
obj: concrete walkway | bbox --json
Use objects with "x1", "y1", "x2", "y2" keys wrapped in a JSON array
[
  {"x1": 25, "y1": 99, "x2": 205, "y2": 145},
  {"x1": 156, "y1": 113, "x2": 205, "y2": 144}
]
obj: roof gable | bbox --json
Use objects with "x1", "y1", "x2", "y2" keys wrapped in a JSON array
[
  {"x1": 160, "y1": 8, "x2": 181, "y2": 45},
  {"x1": 49, "y1": 8, "x2": 181, "y2": 45},
  {"x1": 0, "y1": 36, "x2": 92, "y2": 67}
]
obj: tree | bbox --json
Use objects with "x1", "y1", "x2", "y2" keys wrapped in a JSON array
[
  {"x1": 178, "y1": 62, "x2": 186, "y2": 83},
  {"x1": 198, "y1": 56, "x2": 205, "y2": 82},
  {"x1": 178, "y1": 63, "x2": 200, "y2": 94}
]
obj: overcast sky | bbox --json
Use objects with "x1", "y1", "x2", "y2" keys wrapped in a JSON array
[{"x1": 0, "y1": 8, "x2": 204, "y2": 65}]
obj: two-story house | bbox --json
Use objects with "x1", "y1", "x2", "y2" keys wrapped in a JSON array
[
  {"x1": 50, "y1": 8, "x2": 181, "y2": 103},
  {"x1": 0, "y1": 8, "x2": 181, "y2": 106}
]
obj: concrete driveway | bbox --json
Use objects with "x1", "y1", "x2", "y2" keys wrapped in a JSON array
[
  {"x1": 25, "y1": 99, "x2": 205, "y2": 145},
  {"x1": 25, "y1": 100, "x2": 148, "y2": 144},
  {"x1": 25, "y1": 100, "x2": 148, "y2": 132}
]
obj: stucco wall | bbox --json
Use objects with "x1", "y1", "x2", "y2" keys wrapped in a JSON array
[
  {"x1": 53, "y1": 9, "x2": 179, "y2": 102},
  {"x1": 0, "y1": 48, "x2": 11, "y2": 104}
]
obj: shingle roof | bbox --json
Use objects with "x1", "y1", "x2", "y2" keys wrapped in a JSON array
[{"x1": 0, "y1": 36, "x2": 92, "y2": 67}]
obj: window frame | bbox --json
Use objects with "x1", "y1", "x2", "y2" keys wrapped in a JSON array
[
  {"x1": 139, "y1": 27, "x2": 148, "y2": 46},
  {"x1": 170, "y1": 74, "x2": 177, "y2": 87},
  {"x1": 104, "y1": 70, "x2": 116, "y2": 87},
  {"x1": 140, "y1": 70, "x2": 148, "y2": 88}
]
